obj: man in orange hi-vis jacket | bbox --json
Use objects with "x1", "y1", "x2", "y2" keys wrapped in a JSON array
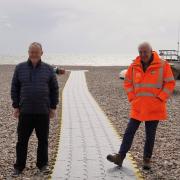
[{"x1": 107, "y1": 42, "x2": 175, "y2": 170}]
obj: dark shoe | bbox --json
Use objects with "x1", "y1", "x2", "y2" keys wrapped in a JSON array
[
  {"x1": 12, "y1": 169, "x2": 22, "y2": 177},
  {"x1": 39, "y1": 165, "x2": 51, "y2": 175},
  {"x1": 143, "y1": 158, "x2": 151, "y2": 170},
  {"x1": 107, "y1": 153, "x2": 125, "y2": 167}
]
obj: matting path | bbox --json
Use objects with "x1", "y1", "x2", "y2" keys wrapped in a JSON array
[{"x1": 51, "y1": 71, "x2": 140, "y2": 180}]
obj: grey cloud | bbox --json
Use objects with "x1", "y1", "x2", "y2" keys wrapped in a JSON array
[{"x1": 0, "y1": 0, "x2": 179, "y2": 55}]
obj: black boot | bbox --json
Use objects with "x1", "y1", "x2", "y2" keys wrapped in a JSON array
[
  {"x1": 12, "y1": 168, "x2": 22, "y2": 177},
  {"x1": 39, "y1": 165, "x2": 51, "y2": 175},
  {"x1": 143, "y1": 158, "x2": 151, "y2": 170}
]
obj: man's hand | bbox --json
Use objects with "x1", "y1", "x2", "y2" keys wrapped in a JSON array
[
  {"x1": 156, "y1": 96, "x2": 163, "y2": 102},
  {"x1": 49, "y1": 109, "x2": 56, "y2": 119},
  {"x1": 14, "y1": 108, "x2": 20, "y2": 119}
]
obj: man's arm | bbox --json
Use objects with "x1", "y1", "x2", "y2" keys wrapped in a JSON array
[
  {"x1": 157, "y1": 62, "x2": 176, "y2": 102},
  {"x1": 11, "y1": 65, "x2": 20, "y2": 108},
  {"x1": 123, "y1": 65, "x2": 135, "y2": 102},
  {"x1": 49, "y1": 69, "x2": 59, "y2": 110}
]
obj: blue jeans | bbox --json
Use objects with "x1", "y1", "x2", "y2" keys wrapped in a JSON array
[{"x1": 119, "y1": 118, "x2": 159, "y2": 159}]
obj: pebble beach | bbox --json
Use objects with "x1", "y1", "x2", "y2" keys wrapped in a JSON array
[{"x1": 0, "y1": 65, "x2": 179, "y2": 180}]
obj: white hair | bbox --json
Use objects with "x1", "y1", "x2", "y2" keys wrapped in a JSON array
[
  {"x1": 138, "y1": 42, "x2": 152, "y2": 51},
  {"x1": 29, "y1": 42, "x2": 42, "y2": 51}
]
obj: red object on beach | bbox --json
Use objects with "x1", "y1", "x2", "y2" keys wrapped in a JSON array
[{"x1": 59, "y1": 68, "x2": 65, "y2": 75}]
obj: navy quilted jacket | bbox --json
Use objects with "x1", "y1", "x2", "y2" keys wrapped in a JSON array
[{"x1": 11, "y1": 59, "x2": 59, "y2": 114}]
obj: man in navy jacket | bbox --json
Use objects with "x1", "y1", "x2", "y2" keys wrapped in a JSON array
[{"x1": 11, "y1": 42, "x2": 59, "y2": 176}]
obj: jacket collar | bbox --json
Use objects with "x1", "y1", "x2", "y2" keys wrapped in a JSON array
[
  {"x1": 27, "y1": 59, "x2": 42, "y2": 68},
  {"x1": 141, "y1": 54, "x2": 153, "y2": 66},
  {"x1": 132, "y1": 51, "x2": 161, "y2": 67}
]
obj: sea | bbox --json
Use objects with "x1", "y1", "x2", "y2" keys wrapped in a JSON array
[{"x1": 0, "y1": 54, "x2": 135, "y2": 66}]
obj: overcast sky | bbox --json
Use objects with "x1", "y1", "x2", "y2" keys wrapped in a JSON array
[{"x1": 0, "y1": 0, "x2": 180, "y2": 55}]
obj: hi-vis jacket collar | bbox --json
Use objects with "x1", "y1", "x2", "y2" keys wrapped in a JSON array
[{"x1": 132, "y1": 51, "x2": 162, "y2": 67}]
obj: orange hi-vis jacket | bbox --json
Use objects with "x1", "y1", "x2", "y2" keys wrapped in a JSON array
[{"x1": 124, "y1": 51, "x2": 176, "y2": 121}]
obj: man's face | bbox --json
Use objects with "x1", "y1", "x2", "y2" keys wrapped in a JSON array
[
  {"x1": 28, "y1": 46, "x2": 43, "y2": 64},
  {"x1": 139, "y1": 46, "x2": 152, "y2": 63}
]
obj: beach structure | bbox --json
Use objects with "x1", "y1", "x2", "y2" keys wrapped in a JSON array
[
  {"x1": 159, "y1": 50, "x2": 180, "y2": 79},
  {"x1": 159, "y1": 30, "x2": 180, "y2": 79}
]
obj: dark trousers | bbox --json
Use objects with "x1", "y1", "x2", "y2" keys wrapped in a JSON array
[
  {"x1": 14, "y1": 113, "x2": 49, "y2": 171},
  {"x1": 119, "y1": 118, "x2": 159, "y2": 159}
]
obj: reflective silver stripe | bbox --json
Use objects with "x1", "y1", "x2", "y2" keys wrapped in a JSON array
[
  {"x1": 136, "y1": 92, "x2": 155, "y2": 97},
  {"x1": 158, "y1": 65, "x2": 164, "y2": 87},
  {"x1": 163, "y1": 87, "x2": 172, "y2": 96},
  {"x1": 126, "y1": 88, "x2": 133, "y2": 93},
  {"x1": 164, "y1": 76, "x2": 175, "y2": 82},
  {"x1": 134, "y1": 83, "x2": 162, "y2": 88},
  {"x1": 132, "y1": 67, "x2": 135, "y2": 88},
  {"x1": 133, "y1": 60, "x2": 165, "y2": 89}
]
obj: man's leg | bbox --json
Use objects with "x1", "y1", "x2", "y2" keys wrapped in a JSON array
[
  {"x1": 34, "y1": 114, "x2": 49, "y2": 169},
  {"x1": 144, "y1": 121, "x2": 159, "y2": 159},
  {"x1": 107, "y1": 118, "x2": 141, "y2": 166},
  {"x1": 143, "y1": 120, "x2": 159, "y2": 170},
  {"x1": 14, "y1": 114, "x2": 34, "y2": 171},
  {"x1": 119, "y1": 118, "x2": 141, "y2": 157}
]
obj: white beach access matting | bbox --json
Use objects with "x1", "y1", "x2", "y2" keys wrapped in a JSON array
[{"x1": 51, "y1": 71, "x2": 141, "y2": 180}]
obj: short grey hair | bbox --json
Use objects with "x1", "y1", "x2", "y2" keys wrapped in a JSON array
[
  {"x1": 138, "y1": 42, "x2": 152, "y2": 51},
  {"x1": 29, "y1": 42, "x2": 42, "y2": 51}
]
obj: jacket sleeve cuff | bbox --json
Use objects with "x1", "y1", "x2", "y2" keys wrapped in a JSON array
[
  {"x1": 157, "y1": 92, "x2": 168, "y2": 102},
  {"x1": 50, "y1": 104, "x2": 57, "y2": 109}
]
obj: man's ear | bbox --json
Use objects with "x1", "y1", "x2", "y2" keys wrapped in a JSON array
[{"x1": 41, "y1": 51, "x2": 43, "y2": 56}]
